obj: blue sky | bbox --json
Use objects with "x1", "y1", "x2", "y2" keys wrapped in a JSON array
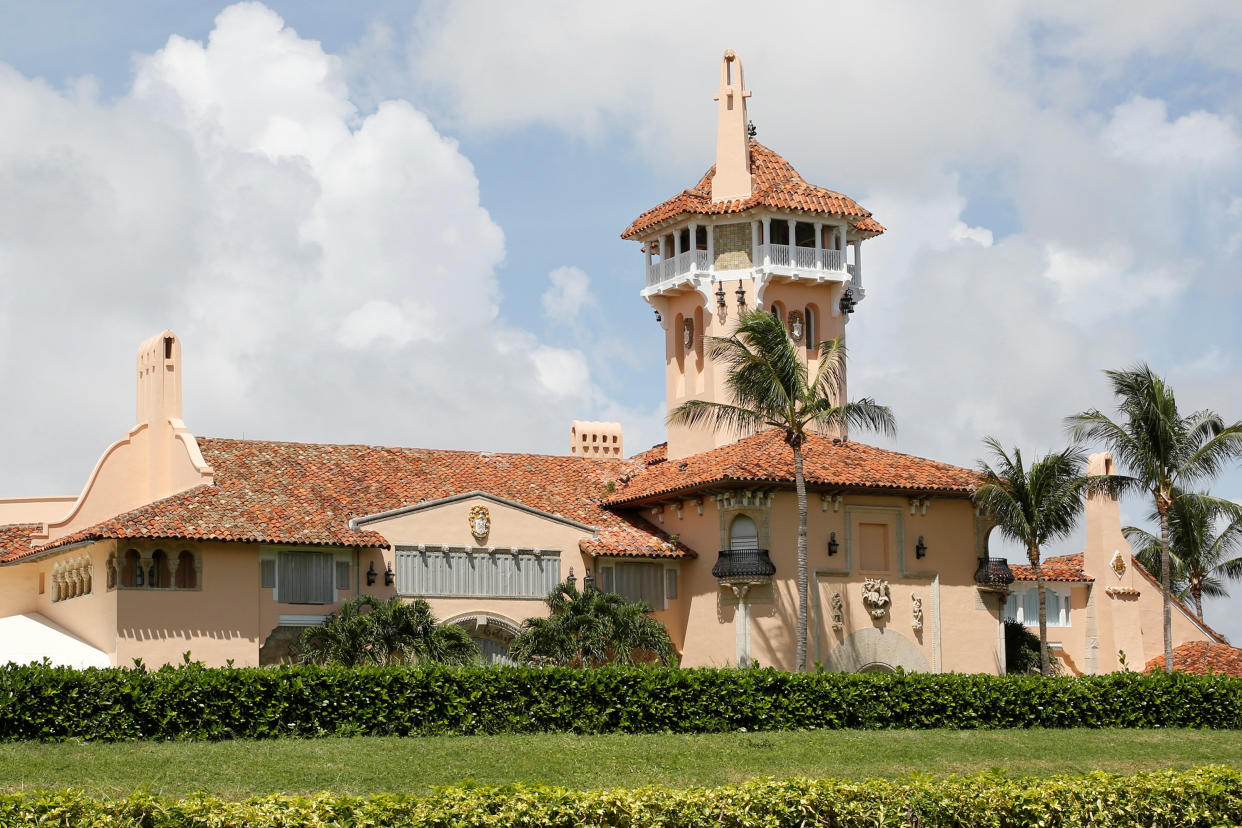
[{"x1": 1, "y1": 1, "x2": 1240, "y2": 642}]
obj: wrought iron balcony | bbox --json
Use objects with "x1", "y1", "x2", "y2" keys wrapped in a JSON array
[
  {"x1": 975, "y1": 556, "x2": 1015, "y2": 591},
  {"x1": 712, "y1": 548, "x2": 776, "y2": 580}
]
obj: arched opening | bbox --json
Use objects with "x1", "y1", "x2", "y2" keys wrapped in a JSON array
[
  {"x1": 729, "y1": 514, "x2": 759, "y2": 550},
  {"x1": 447, "y1": 613, "x2": 521, "y2": 666},
  {"x1": 769, "y1": 301, "x2": 784, "y2": 322},
  {"x1": 804, "y1": 305, "x2": 817, "y2": 351},
  {"x1": 859, "y1": 662, "x2": 897, "y2": 674},
  {"x1": 175, "y1": 550, "x2": 198, "y2": 589},
  {"x1": 122, "y1": 549, "x2": 141, "y2": 588},
  {"x1": 150, "y1": 549, "x2": 171, "y2": 589},
  {"x1": 106, "y1": 553, "x2": 117, "y2": 590}
]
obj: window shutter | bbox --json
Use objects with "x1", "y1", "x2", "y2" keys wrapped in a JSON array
[
  {"x1": 600, "y1": 566, "x2": 614, "y2": 594},
  {"x1": 335, "y1": 560, "x2": 350, "y2": 591},
  {"x1": 664, "y1": 568, "x2": 678, "y2": 600},
  {"x1": 1003, "y1": 593, "x2": 1017, "y2": 622},
  {"x1": 1023, "y1": 588, "x2": 1039, "y2": 625},
  {"x1": 278, "y1": 552, "x2": 334, "y2": 604},
  {"x1": 261, "y1": 560, "x2": 276, "y2": 590}
]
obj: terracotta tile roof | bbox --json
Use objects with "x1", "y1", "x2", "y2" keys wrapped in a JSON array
[
  {"x1": 8, "y1": 439, "x2": 693, "y2": 563},
  {"x1": 1146, "y1": 642, "x2": 1242, "y2": 676},
  {"x1": 604, "y1": 429, "x2": 979, "y2": 506},
  {"x1": 0, "y1": 524, "x2": 40, "y2": 564},
  {"x1": 1011, "y1": 553, "x2": 1094, "y2": 583},
  {"x1": 621, "y1": 141, "x2": 885, "y2": 240}
]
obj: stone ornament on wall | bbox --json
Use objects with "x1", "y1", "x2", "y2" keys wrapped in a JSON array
[
  {"x1": 831, "y1": 592, "x2": 844, "y2": 630},
  {"x1": 911, "y1": 593, "x2": 923, "y2": 631},
  {"x1": 862, "y1": 578, "x2": 890, "y2": 619},
  {"x1": 1110, "y1": 550, "x2": 1126, "y2": 578},
  {"x1": 469, "y1": 505, "x2": 491, "y2": 541},
  {"x1": 52, "y1": 555, "x2": 93, "y2": 603}
]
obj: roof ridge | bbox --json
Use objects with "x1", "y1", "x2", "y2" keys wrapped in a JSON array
[{"x1": 197, "y1": 436, "x2": 638, "y2": 465}]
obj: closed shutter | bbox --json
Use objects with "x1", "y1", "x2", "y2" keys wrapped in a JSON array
[
  {"x1": 664, "y1": 568, "x2": 678, "y2": 600},
  {"x1": 278, "y1": 552, "x2": 334, "y2": 604},
  {"x1": 260, "y1": 559, "x2": 276, "y2": 589},
  {"x1": 1022, "y1": 588, "x2": 1039, "y2": 625},
  {"x1": 614, "y1": 562, "x2": 663, "y2": 607}
]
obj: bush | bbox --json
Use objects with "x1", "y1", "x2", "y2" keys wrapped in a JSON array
[
  {"x1": 0, "y1": 662, "x2": 1239, "y2": 742},
  {"x1": 1, "y1": 768, "x2": 1240, "y2": 827}
]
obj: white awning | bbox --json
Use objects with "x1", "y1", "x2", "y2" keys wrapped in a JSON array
[{"x1": 0, "y1": 613, "x2": 112, "y2": 668}]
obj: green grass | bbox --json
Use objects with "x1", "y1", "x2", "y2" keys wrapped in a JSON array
[{"x1": 0, "y1": 730, "x2": 1238, "y2": 799}]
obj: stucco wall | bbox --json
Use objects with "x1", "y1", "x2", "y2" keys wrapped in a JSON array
[{"x1": 31, "y1": 541, "x2": 119, "y2": 660}]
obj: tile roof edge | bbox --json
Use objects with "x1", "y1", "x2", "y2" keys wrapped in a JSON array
[{"x1": 603, "y1": 478, "x2": 976, "y2": 507}]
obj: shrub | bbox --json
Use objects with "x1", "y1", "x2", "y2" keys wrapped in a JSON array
[
  {"x1": 0, "y1": 663, "x2": 1239, "y2": 742},
  {"x1": 1, "y1": 768, "x2": 1240, "y2": 827}
]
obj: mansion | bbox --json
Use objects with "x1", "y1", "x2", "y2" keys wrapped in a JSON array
[{"x1": 0, "y1": 52, "x2": 1228, "y2": 674}]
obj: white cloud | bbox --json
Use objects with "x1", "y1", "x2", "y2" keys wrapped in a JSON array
[
  {"x1": 1102, "y1": 96, "x2": 1242, "y2": 170},
  {"x1": 541, "y1": 265, "x2": 595, "y2": 320},
  {"x1": 0, "y1": 2, "x2": 643, "y2": 495}
]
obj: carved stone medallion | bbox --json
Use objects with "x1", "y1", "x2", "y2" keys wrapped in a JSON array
[
  {"x1": 862, "y1": 578, "x2": 891, "y2": 619},
  {"x1": 1110, "y1": 550, "x2": 1126, "y2": 579},
  {"x1": 469, "y1": 505, "x2": 491, "y2": 541}
]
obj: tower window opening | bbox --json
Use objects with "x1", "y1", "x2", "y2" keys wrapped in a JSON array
[{"x1": 163, "y1": 337, "x2": 173, "y2": 360}]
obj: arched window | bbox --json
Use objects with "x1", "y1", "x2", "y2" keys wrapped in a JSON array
[
  {"x1": 804, "y1": 306, "x2": 816, "y2": 349},
  {"x1": 150, "y1": 549, "x2": 171, "y2": 589},
  {"x1": 122, "y1": 549, "x2": 141, "y2": 588},
  {"x1": 106, "y1": 553, "x2": 117, "y2": 590},
  {"x1": 729, "y1": 515, "x2": 759, "y2": 550},
  {"x1": 175, "y1": 550, "x2": 197, "y2": 589}
]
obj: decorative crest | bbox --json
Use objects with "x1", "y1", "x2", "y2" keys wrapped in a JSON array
[{"x1": 469, "y1": 505, "x2": 491, "y2": 541}]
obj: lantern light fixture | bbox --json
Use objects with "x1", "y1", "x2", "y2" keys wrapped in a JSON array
[
  {"x1": 566, "y1": 567, "x2": 577, "y2": 587},
  {"x1": 384, "y1": 562, "x2": 395, "y2": 586},
  {"x1": 735, "y1": 281, "x2": 746, "y2": 309},
  {"x1": 366, "y1": 561, "x2": 377, "y2": 586},
  {"x1": 716, "y1": 283, "x2": 727, "y2": 309},
  {"x1": 915, "y1": 536, "x2": 927, "y2": 559},
  {"x1": 828, "y1": 532, "x2": 839, "y2": 557}
]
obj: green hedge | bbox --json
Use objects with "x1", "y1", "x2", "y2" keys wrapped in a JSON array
[
  {"x1": 3, "y1": 769, "x2": 1241, "y2": 827},
  {"x1": 1, "y1": 662, "x2": 1239, "y2": 741}
]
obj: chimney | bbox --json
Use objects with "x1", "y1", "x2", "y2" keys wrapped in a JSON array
[
  {"x1": 136, "y1": 330, "x2": 182, "y2": 427},
  {"x1": 570, "y1": 421, "x2": 623, "y2": 458},
  {"x1": 711, "y1": 49, "x2": 753, "y2": 203}
]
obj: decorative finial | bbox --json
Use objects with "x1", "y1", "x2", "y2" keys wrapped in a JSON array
[
  {"x1": 747, "y1": 120, "x2": 757, "y2": 139},
  {"x1": 712, "y1": 50, "x2": 753, "y2": 203}
]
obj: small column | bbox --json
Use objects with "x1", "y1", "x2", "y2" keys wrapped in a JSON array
[
  {"x1": 750, "y1": 220, "x2": 759, "y2": 270},
  {"x1": 657, "y1": 236, "x2": 665, "y2": 260},
  {"x1": 852, "y1": 240, "x2": 863, "y2": 292},
  {"x1": 674, "y1": 228, "x2": 682, "y2": 259},
  {"x1": 787, "y1": 218, "x2": 797, "y2": 252},
  {"x1": 707, "y1": 222, "x2": 715, "y2": 272},
  {"x1": 814, "y1": 221, "x2": 823, "y2": 269},
  {"x1": 688, "y1": 222, "x2": 698, "y2": 271},
  {"x1": 761, "y1": 216, "x2": 771, "y2": 266}
]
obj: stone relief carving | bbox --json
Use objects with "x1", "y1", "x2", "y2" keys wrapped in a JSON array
[
  {"x1": 911, "y1": 593, "x2": 923, "y2": 631},
  {"x1": 862, "y1": 578, "x2": 890, "y2": 619},
  {"x1": 831, "y1": 592, "x2": 844, "y2": 630}
]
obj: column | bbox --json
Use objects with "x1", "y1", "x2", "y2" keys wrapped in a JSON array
[
  {"x1": 750, "y1": 220, "x2": 759, "y2": 270},
  {"x1": 761, "y1": 216, "x2": 771, "y2": 266},
  {"x1": 688, "y1": 222, "x2": 698, "y2": 272},
  {"x1": 707, "y1": 222, "x2": 716, "y2": 273},
  {"x1": 814, "y1": 221, "x2": 823, "y2": 269},
  {"x1": 787, "y1": 218, "x2": 797, "y2": 252},
  {"x1": 852, "y1": 240, "x2": 863, "y2": 293}
]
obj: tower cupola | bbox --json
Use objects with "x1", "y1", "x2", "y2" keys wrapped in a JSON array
[{"x1": 621, "y1": 52, "x2": 886, "y2": 461}]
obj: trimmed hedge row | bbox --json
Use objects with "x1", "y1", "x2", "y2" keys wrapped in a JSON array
[
  {"x1": 3, "y1": 769, "x2": 1241, "y2": 827},
  {"x1": 1, "y1": 662, "x2": 1240, "y2": 741}
]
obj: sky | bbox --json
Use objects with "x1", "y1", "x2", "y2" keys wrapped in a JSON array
[{"x1": 1, "y1": 1, "x2": 1240, "y2": 642}]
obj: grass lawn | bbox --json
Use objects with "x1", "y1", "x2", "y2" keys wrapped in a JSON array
[{"x1": 0, "y1": 729, "x2": 1238, "y2": 798}]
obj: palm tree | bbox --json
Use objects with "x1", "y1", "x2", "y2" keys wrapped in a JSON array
[
  {"x1": 1067, "y1": 364, "x2": 1242, "y2": 670},
  {"x1": 1123, "y1": 492, "x2": 1242, "y2": 619},
  {"x1": 667, "y1": 308, "x2": 895, "y2": 672},
  {"x1": 299, "y1": 595, "x2": 478, "y2": 667},
  {"x1": 974, "y1": 439, "x2": 1088, "y2": 676},
  {"x1": 509, "y1": 581, "x2": 676, "y2": 667}
]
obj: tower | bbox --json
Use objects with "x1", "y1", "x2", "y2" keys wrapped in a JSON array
[{"x1": 621, "y1": 51, "x2": 886, "y2": 460}]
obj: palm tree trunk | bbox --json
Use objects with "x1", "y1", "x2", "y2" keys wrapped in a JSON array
[
  {"x1": 1192, "y1": 588, "x2": 1203, "y2": 620},
  {"x1": 1158, "y1": 498, "x2": 1173, "y2": 672},
  {"x1": 793, "y1": 441, "x2": 810, "y2": 673},
  {"x1": 1031, "y1": 546, "x2": 1050, "y2": 677}
]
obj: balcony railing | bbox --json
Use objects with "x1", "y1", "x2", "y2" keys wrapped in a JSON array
[
  {"x1": 712, "y1": 548, "x2": 777, "y2": 580},
  {"x1": 645, "y1": 249, "x2": 710, "y2": 287},
  {"x1": 758, "y1": 244, "x2": 846, "y2": 272},
  {"x1": 974, "y1": 557, "x2": 1016, "y2": 590}
]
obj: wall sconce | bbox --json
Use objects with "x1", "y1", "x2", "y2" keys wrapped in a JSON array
[
  {"x1": 566, "y1": 567, "x2": 576, "y2": 587},
  {"x1": 383, "y1": 562, "x2": 395, "y2": 587},
  {"x1": 653, "y1": 309, "x2": 662, "y2": 323},
  {"x1": 735, "y1": 281, "x2": 746, "y2": 309},
  {"x1": 716, "y1": 283, "x2": 727, "y2": 309},
  {"x1": 828, "y1": 532, "x2": 839, "y2": 556},
  {"x1": 366, "y1": 562, "x2": 377, "y2": 586},
  {"x1": 915, "y1": 536, "x2": 927, "y2": 559},
  {"x1": 839, "y1": 287, "x2": 857, "y2": 315},
  {"x1": 583, "y1": 569, "x2": 595, "y2": 591}
]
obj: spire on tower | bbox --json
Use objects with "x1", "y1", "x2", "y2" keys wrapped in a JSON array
[{"x1": 711, "y1": 50, "x2": 752, "y2": 204}]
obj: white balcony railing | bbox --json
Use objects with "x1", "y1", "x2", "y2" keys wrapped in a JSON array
[
  {"x1": 759, "y1": 244, "x2": 846, "y2": 273},
  {"x1": 645, "y1": 249, "x2": 710, "y2": 287},
  {"x1": 645, "y1": 244, "x2": 848, "y2": 289}
]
